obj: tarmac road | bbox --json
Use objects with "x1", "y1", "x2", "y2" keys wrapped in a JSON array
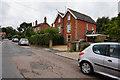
[
  {"x1": 1, "y1": 41, "x2": 115, "y2": 80},
  {"x1": 2, "y1": 41, "x2": 34, "y2": 79}
]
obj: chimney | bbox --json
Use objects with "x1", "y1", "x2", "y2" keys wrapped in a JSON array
[
  {"x1": 44, "y1": 17, "x2": 47, "y2": 23},
  {"x1": 51, "y1": 23, "x2": 53, "y2": 27},
  {"x1": 35, "y1": 20, "x2": 37, "y2": 26}
]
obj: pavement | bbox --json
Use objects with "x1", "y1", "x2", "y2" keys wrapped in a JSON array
[
  {"x1": 55, "y1": 52, "x2": 79, "y2": 61},
  {"x1": 52, "y1": 45, "x2": 80, "y2": 61}
]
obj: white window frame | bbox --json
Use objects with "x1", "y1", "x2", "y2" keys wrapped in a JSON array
[
  {"x1": 58, "y1": 26, "x2": 61, "y2": 33},
  {"x1": 86, "y1": 23, "x2": 88, "y2": 30},
  {"x1": 58, "y1": 17, "x2": 61, "y2": 23},
  {"x1": 68, "y1": 14, "x2": 70, "y2": 20},
  {"x1": 67, "y1": 24, "x2": 71, "y2": 33}
]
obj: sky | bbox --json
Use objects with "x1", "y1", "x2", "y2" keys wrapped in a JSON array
[{"x1": 0, "y1": 0, "x2": 120, "y2": 29}]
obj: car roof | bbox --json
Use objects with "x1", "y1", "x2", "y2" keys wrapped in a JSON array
[{"x1": 91, "y1": 42, "x2": 120, "y2": 46}]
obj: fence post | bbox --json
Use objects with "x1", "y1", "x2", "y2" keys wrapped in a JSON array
[
  {"x1": 49, "y1": 40, "x2": 52, "y2": 48},
  {"x1": 67, "y1": 41, "x2": 72, "y2": 52},
  {"x1": 76, "y1": 42, "x2": 79, "y2": 51}
]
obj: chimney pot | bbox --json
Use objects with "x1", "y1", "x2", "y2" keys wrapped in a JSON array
[
  {"x1": 44, "y1": 17, "x2": 47, "y2": 23},
  {"x1": 35, "y1": 20, "x2": 37, "y2": 26}
]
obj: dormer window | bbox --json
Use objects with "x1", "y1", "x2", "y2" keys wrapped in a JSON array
[
  {"x1": 68, "y1": 14, "x2": 70, "y2": 20},
  {"x1": 58, "y1": 17, "x2": 61, "y2": 23}
]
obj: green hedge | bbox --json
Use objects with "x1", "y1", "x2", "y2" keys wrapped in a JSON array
[{"x1": 29, "y1": 33, "x2": 64, "y2": 46}]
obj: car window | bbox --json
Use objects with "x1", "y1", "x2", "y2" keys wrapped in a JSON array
[
  {"x1": 23, "y1": 39, "x2": 28, "y2": 41},
  {"x1": 109, "y1": 45, "x2": 119, "y2": 59},
  {"x1": 93, "y1": 45, "x2": 107, "y2": 55}
]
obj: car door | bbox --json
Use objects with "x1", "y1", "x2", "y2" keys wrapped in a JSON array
[
  {"x1": 92, "y1": 44, "x2": 108, "y2": 73},
  {"x1": 104, "y1": 45, "x2": 120, "y2": 78}
]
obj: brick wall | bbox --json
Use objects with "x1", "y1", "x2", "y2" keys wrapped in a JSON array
[
  {"x1": 54, "y1": 11, "x2": 96, "y2": 44},
  {"x1": 77, "y1": 20, "x2": 96, "y2": 40},
  {"x1": 40, "y1": 24, "x2": 49, "y2": 31},
  {"x1": 54, "y1": 15, "x2": 64, "y2": 36},
  {"x1": 63, "y1": 12, "x2": 76, "y2": 43},
  {"x1": 33, "y1": 24, "x2": 49, "y2": 32}
]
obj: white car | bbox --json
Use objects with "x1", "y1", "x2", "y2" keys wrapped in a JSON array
[
  {"x1": 78, "y1": 42, "x2": 120, "y2": 79},
  {"x1": 18, "y1": 38, "x2": 29, "y2": 46}
]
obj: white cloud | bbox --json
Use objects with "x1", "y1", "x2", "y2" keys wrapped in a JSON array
[{"x1": 0, "y1": 0, "x2": 120, "y2": 29}]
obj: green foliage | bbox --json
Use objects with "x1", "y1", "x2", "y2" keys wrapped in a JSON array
[
  {"x1": 17, "y1": 22, "x2": 32, "y2": 32},
  {"x1": 44, "y1": 27, "x2": 59, "y2": 40},
  {"x1": 69, "y1": 49, "x2": 74, "y2": 52},
  {"x1": 95, "y1": 37, "x2": 104, "y2": 43},
  {"x1": 24, "y1": 28, "x2": 35, "y2": 38},
  {"x1": 96, "y1": 13, "x2": 120, "y2": 42},
  {"x1": 2, "y1": 27, "x2": 17, "y2": 38},
  {"x1": 37, "y1": 30, "x2": 44, "y2": 34},
  {"x1": 29, "y1": 27, "x2": 64, "y2": 46},
  {"x1": 96, "y1": 17, "x2": 110, "y2": 33},
  {"x1": 6, "y1": 34, "x2": 12, "y2": 38}
]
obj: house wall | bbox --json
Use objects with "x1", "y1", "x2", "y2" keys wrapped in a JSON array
[
  {"x1": 77, "y1": 20, "x2": 96, "y2": 40},
  {"x1": 54, "y1": 11, "x2": 96, "y2": 44},
  {"x1": 33, "y1": 24, "x2": 49, "y2": 32},
  {"x1": 40, "y1": 24, "x2": 49, "y2": 31},
  {"x1": 63, "y1": 12, "x2": 76, "y2": 43},
  {"x1": 54, "y1": 15, "x2": 64, "y2": 36}
]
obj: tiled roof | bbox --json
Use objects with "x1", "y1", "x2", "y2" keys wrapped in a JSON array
[
  {"x1": 68, "y1": 8, "x2": 96, "y2": 24},
  {"x1": 58, "y1": 11, "x2": 64, "y2": 16},
  {"x1": 33, "y1": 23, "x2": 50, "y2": 28}
]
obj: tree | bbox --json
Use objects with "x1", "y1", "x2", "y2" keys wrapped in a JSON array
[
  {"x1": 24, "y1": 28, "x2": 35, "y2": 38},
  {"x1": 2, "y1": 27, "x2": 6, "y2": 32},
  {"x1": 102, "y1": 13, "x2": 120, "y2": 41},
  {"x1": 17, "y1": 22, "x2": 32, "y2": 32},
  {"x1": 96, "y1": 17, "x2": 110, "y2": 33},
  {"x1": 44, "y1": 27, "x2": 59, "y2": 40}
]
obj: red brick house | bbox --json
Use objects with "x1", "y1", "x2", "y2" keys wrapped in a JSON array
[
  {"x1": 33, "y1": 17, "x2": 50, "y2": 32},
  {"x1": 54, "y1": 11, "x2": 64, "y2": 36},
  {"x1": 54, "y1": 8, "x2": 96, "y2": 43}
]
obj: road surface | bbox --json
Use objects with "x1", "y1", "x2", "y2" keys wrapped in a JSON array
[{"x1": 2, "y1": 41, "x2": 114, "y2": 80}]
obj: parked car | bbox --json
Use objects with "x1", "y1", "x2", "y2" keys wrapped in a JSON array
[
  {"x1": 18, "y1": 38, "x2": 29, "y2": 46},
  {"x1": 78, "y1": 39, "x2": 86, "y2": 42},
  {"x1": 78, "y1": 42, "x2": 120, "y2": 79},
  {"x1": 73, "y1": 39, "x2": 86, "y2": 43},
  {"x1": 3, "y1": 38, "x2": 9, "y2": 41},
  {"x1": 12, "y1": 38, "x2": 19, "y2": 42}
]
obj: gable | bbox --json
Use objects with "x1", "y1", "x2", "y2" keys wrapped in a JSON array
[
  {"x1": 63, "y1": 8, "x2": 96, "y2": 24},
  {"x1": 54, "y1": 14, "x2": 62, "y2": 24},
  {"x1": 63, "y1": 10, "x2": 77, "y2": 19},
  {"x1": 54, "y1": 12, "x2": 64, "y2": 24}
]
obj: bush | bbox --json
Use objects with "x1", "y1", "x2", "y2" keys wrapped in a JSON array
[
  {"x1": 29, "y1": 28, "x2": 64, "y2": 46},
  {"x1": 95, "y1": 37, "x2": 104, "y2": 43},
  {"x1": 118, "y1": 40, "x2": 120, "y2": 43},
  {"x1": 69, "y1": 49, "x2": 74, "y2": 52}
]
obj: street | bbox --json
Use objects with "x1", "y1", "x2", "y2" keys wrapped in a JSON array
[{"x1": 2, "y1": 41, "x2": 114, "y2": 80}]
